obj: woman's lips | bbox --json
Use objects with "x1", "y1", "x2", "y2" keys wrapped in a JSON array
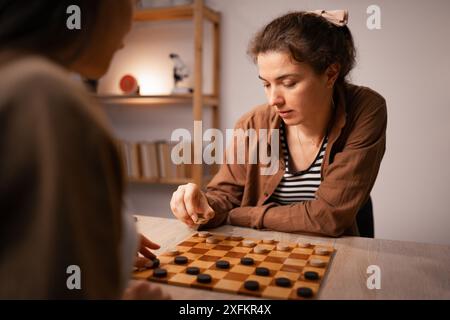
[{"x1": 278, "y1": 110, "x2": 293, "y2": 118}]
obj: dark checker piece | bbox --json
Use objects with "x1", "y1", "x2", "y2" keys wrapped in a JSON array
[
  {"x1": 174, "y1": 256, "x2": 188, "y2": 265},
  {"x1": 297, "y1": 287, "x2": 313, "y2": 298},
  {"x1": 244, "y1": 280, "x2": 259, "y2": 291},
  {"x1": 216, "y1": 260, "x2": 230, "y2": 269},
  {"x1": 186, "y1": 267, "x2": 200, "y2": 275},
  {"x1": 304, "y1": 271, "x2": 319, "y2": 280},
  {"x1": 151, "y1": 258, "x2": 160, "y2": 269},
  {"x1": 240, "y1": 257, "x2": 254, "y2": 266},
  {"x1": 275, "y1": 277, "x2": 291, "y2": 287},
  {"x1": 197, "y1": 274, "x2": 212, "y2": 284},
  {"x1": 255, "y1": 267, "x2": 270, "y2": 276},
  {"x1": 152, "y1": 268, "x2": 167, "y2": 278}
]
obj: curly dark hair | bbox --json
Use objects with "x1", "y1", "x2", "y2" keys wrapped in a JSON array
[{"x1": 248, "y1": 11, "x2": 356, "y2": 85}]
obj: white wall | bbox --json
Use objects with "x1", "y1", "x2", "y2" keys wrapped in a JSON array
[{"x1": 100, "y1": 0, "x2": 450, "y2": 245}]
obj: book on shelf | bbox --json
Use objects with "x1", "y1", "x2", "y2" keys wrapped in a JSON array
[
  {"x1": 138, "y1": 142, "x2": 159, "y2": 180},
  {"x1": 118, "y1": 140, "x2": 194, "y2": 182},
  {"x1": 156, "y1": 140, "x2": 193, "y2": 180},
  {"x1": 119, "y1": 141, "x2": 141, "y2": 179}
]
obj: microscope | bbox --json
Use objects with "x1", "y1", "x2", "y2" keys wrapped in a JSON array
[{"x1": 169, "y1": 53, "x2": 193, "y2": 94}]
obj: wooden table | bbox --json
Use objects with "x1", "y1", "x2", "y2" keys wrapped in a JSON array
[{"x1": 136, "y1": 216, "x2": 450, "y2": 300}]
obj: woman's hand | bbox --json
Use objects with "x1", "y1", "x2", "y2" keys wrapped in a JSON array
[
  {"x1": 170, "y1": 183, "x2": 215, "y2": 227},
  {"x1": 137, "y1": 234, "x2": 160, "y2": 260},
  {"x1": 134, "y1": 234, "x2": 160, "y2": 269},
  {"x1": 122, "y1": 280, "x2": 171, "y2": 300}
]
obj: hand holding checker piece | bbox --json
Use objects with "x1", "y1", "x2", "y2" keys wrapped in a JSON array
[{"x1": 133, "y1": 232, "x2": 335, "y2": 299}]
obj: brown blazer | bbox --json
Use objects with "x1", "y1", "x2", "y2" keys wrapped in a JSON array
[
  {"x1": 202, "y1": 82, "x2": 387, "y2": 237},
  {"x1": 0, "y1": 55, "x2": 125, "y2": 299}
]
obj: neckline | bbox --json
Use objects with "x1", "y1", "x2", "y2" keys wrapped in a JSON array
[{"x1": 281, "y1": 121, "x2": 328, "y2": 175}]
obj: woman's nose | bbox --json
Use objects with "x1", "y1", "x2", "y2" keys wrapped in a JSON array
[{"x1": 268, "y1": 89, "x2": 284, "y2": 107}]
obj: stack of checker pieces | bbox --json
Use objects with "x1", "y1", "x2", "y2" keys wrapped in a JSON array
[{"x1": 133, "y1": 232, "x2": 335, "y2": 299}]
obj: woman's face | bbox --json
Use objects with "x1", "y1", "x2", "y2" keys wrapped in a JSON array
[
  {"x1": 257, "y1": 51, "x2": 335, "y2": 127},
  {"x1": 73, "y1": 0, "x2": 134, "y2": 79}
]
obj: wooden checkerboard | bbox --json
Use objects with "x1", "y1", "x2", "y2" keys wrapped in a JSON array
[{"x1": 133, "y1": 232, "x2": 335, "y2": 299}]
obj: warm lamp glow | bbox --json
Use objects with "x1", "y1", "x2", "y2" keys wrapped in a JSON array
[{"x1": 135, "y1": 73, "x2": 172, "y2": 95}]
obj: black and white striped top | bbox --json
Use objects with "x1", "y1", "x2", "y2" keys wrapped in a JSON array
[{"x1": 269, "y1": 122, "x2": 328, "y2": 205}]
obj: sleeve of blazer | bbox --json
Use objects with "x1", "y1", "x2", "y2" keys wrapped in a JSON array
[
  {"x1": 0, "y1": 72, "x2": 125, "y2": 298},
  {"x1": 200, "y1": 120, "x2": 248, "y2": 229},
  {"x1": 255, "y1": 97, "x2": 387, "y2": 236}
]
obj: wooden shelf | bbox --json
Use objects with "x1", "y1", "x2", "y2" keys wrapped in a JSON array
[
  {"x1": 128, "y1": 175, "x2": 214, "y2": 187},
  {"x1": 113, "y1": 0, "x2": 220, "y2": 187},
  {"x1": 134, "y1": 4, "x2": 220, "y2": 23},
  {"x1": 97, "y1": 94, "x2": 219, "y2": 107},
  {"x1": 128, "y1": 177, "x2": 192, "y2": 185}
]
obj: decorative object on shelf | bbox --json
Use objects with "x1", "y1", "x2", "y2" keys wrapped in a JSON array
[
  {"x1": 169, "y1": 53, "x2": 193, "y2": 94},
  {"x1": 119, "y1": 74, "x2": 140, "y2": 95}
]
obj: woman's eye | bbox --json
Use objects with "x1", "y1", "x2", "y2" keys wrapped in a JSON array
[
  {"x1": 263, "y1": 83, "x2": 270, "y2": 88},
  {"x1": 283, "y1": 82, "x2": 296, "y2": 88}
]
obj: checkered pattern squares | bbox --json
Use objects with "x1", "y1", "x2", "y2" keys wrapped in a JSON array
[
  {"x1": 217, "y1": 256, "x2": 241, "y2": 266},
  {"x1": 284, "y1": 258, "x2": 307, "y2": 267},
  {"x1": 224, "y1": 272, "x2": 249, "y2": 282},
  {"x1": 215, "y1": 279, "x2": 242, "y2": 293},
  {"x1": 245, "y1": 253, "x2": 267, "y2": 262},
  {"x1": 257, "y1": 261, "x2": 284, "y2": 271},
  {"x1": 229, "y1": 265, "x2": 255, "y2": 274},
  {"x1": 193, "y1": 242, "x2": 216, "y2": 250},
  {"x1": 206, "y1": 249, "x2": 228, "y2": 257},
  {"x1": 230, "y1": 246, "x2": 252, "y2": 253},
  {"x1": 220, "y1": 240, "x2": 240, "y2": 246},
  {"x1": 267, "y1": 250, "x2": 291, "y2": 258},
  {"x1": 292, "y1": 247, "x2": 314, "y2": 255},
  {"x1": 203, "y1": 269, "x2": 228, "y2": 279},
  {"x1": 133, "y1": 232, "x2": 335, "y2": 300},
  {"x1": 181, "y1": 252, "x2": 203, "y2": 260},
  {"x1": 168, "y1": 273, "x2": 196, "y2": 287},
  {"x1": 274, "y1": 270, "x2": 300, "y2": 282},
  {"x1": 246, "y1": 274, "x2": 273, "y2": 286},
  {"x1": 263, "y1": 286, "x2": 292, "y2": 299},
  {"x1": 188, "y1": 259, "x2": 215, "y2": 269},
  {"x1": 158, "y1": 256, "x2": 174, "y2": 264},
  {"x1": 165, "y1": 264, "x2": 186, "y2": 273}
]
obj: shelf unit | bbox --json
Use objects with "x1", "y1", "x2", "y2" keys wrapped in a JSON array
[
  {"x1": 100, "y1": 0, "x2": 220, "y2": 188},
  {"x1": 99, "y1": 94, "x2": 219, "y2": 108}
]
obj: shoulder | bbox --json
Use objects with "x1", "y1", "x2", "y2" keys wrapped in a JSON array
[
  {"x1": 233, "y1": 103, "x2": 277, "y2": 130},
  {"x1": 0, "y1": 56, "x2": 82, "y2": 97},
  {"x1": 0, "y1": 56, "x2": 111, "y2": 134},
  {"x1": 343, "y1": 83, "x2": 387, "y2": 116},
  {"x1": 339, "y1": 83, "x2": 387, "y2": 144}
]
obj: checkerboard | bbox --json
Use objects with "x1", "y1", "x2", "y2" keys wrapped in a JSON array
[{"x1": 132, "y1": 232, "x2": 335, "y2": 299}]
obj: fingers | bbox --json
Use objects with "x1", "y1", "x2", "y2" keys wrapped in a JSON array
[
  {"x1": 139, "y1": 247, "x2": 156, "y2": 260},
  {"x1": 170, "y1": 183, "x2": 215, "y2": 227},
  {"x1": 170, "y1": 185, "x2": 195, "y2": 227},
  {"x1": 140, "y1": 234, "x2": 160, "y2": 250},
  {"x1": 134, "y1": 256, "x2": 151, "y2": 268},
  {"x1": 200, "y1": 194, "x2": 215, "y2": 220},
  {"x1": 137, "y1": 234, "x2": 159, "y2": 260},
  {"x1": 184, "y1": 184, "x2": 200, "y2": 222}
]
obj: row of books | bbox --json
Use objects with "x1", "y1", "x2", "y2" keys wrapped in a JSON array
[{"x1": 119, "y1": 140, "x2": 193, "y2": 180}]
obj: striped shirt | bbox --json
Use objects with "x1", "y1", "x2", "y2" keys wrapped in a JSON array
[{"x1": 269, "y1": 122, "x2": 328, "y2": 205}]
